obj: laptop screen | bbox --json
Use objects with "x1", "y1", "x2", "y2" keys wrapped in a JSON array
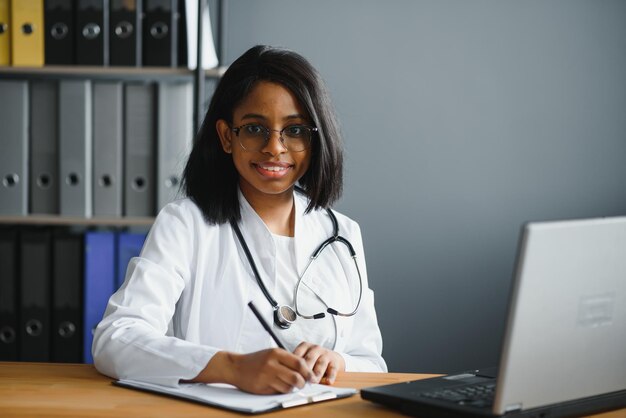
[{"x1": 494, "y1": 217, "x2": 626, "y2": 414}]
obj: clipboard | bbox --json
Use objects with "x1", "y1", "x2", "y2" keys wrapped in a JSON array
[{"x1": 114, "y1": 379, "x2": 357, "y2": 414}]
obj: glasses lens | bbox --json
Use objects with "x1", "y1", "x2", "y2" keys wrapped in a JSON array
[
  {"x1": 235, "y1": 124, "x2": 314, "y2": 152},
  {"x1": 281, "y1": 125, "x2": 312, "y2": 152},
  {"x1": 238, "y1": 124, "x2": 268, "y2": 151}
]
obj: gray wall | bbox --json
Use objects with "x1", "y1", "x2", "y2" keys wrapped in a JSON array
[{"x1": 219, "y1": 0, "x2": 626, "y2": 373}]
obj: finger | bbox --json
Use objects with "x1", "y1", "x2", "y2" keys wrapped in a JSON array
[
  {"x1": 276, "y1": 367, "x2": 307, "y2": 391},
  {"x1": 324, "y1": 361, "x2": 339, "y2": 385},
  {"x1": 278, "y1": 352, "x2": 314, "y2": 382},
  {"x1": 292, "y1": 341, "x2": 312, "y2": 358},
  {"x1": 269, "y1": 377, "x2": 297, "y2": 394},
  {"x1": 312, "y1": 356, "x2": 330, "y2": 382},
  {"x1": 302, "y1": 346, "x2": 325, "y2": 369}
]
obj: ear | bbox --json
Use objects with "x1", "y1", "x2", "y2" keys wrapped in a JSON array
[{"x1": 216, "y1": 119, "x2": 233, "y2": 153}]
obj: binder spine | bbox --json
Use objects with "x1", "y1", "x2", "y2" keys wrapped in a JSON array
[
  {"x1": 59, "y1": 80, "x2": 93, "y2": 217},
  {"x1": 30, "y1": 81, "x2": 60, "y2": 215},
  {"x1": 76, "y1": 0, "x2": 109, "y2": 65},
  {"x1": 157, "y1": 81, "x2": 193, "y2": 210},
  {"x1": 10, "y1": 0, "x2": 45, "y2": 67},
  {"x1": 44, "y1": 0, "x2": 75, "y2": 65},
  {"x1": 0, "y1": 0, "x2": 10, "y2": 65},
  {"x1": 109, "y1": 0, "x2": 141, "y2": 66},
  {"x1": 93, "y1": 81, "x2": 123, "y2": 217},
  {"x1": 124, "y1": 83, "x2": 156, "y2": 217},
  {"x1": 19, "y1": 228, "x2": 52, "y2": 362},
  {"x1": 51, "y1": 231, "x2": 83, "y2": 363},
  {"x1": 143, "y1": 0, "x2": 178, "y2": 67},
  {"x1": 83, "y1": 231, "x2": 115, "y2": 364},
  {"x1": 0, "y1": 81, "x2": 29, "y2": 216},
  {"x1": 0, "y1": 228, "x2": 19, "y2": 361}
]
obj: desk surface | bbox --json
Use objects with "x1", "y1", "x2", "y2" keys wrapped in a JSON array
[{"x1": 0, "y1": 362, "x2": 624, "y2": 418}]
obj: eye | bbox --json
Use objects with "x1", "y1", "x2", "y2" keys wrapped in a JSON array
[
  {"x1": 283, "y1": 125, "x2": 306, "y2": 137},
  {"x1": 244, "y1": 124, "x2": 266, "y2": 136}
]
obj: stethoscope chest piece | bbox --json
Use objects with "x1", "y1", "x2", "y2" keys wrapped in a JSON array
[{"x1": 274, "y1": 305, "x2": 297, "y2": 329}]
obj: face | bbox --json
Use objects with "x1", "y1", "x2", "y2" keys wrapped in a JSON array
[{"x1": 216, "y1": 81, "x2": 312, "y2": 204}]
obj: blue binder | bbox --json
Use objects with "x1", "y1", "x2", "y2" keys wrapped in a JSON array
[
  {"x1": 83, "y1": 231, "x2": 115, "y2": 364},
  {"x1": 116, "y1": 232, "x2": 146, "y2": 289}
]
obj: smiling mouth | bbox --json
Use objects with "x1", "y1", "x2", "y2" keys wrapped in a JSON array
[
  {"x1": 260, "y1": 165, "x2": 288, "y2": 172},
  {"x1": 254, "y1": 163, "x2": 293, "y2": 177}
]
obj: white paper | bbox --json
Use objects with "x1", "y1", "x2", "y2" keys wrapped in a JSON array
[
  {"x1": 185, "y1": 0, "x2": 219, "y2": 70},
  {"x1": 117, "y1": 379, "x2": 357, "y2": 413}
]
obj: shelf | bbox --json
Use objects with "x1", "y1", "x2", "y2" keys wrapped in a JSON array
[
  {"x1": 0, "y1": 65, "x2": 226, "y2": 81},
  {"x1": 0, "y1": 215, "x2": 154, "y2": 227}
]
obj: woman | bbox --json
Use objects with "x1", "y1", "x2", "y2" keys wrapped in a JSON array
[{"x1": 93, "y1": 45, "x2": 387, "y2": 394}]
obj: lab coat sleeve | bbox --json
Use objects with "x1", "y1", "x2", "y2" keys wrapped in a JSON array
[
  {"x1": 92, "y1": 202, "x2": 217, "y2": 387},
  {"x1": 338, "y1": 222, "x2": 388, "y2": 373}
]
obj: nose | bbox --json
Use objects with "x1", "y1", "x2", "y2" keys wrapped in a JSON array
[{"x1": 260, "y1": 129, "x2": 287, "y2": 156}]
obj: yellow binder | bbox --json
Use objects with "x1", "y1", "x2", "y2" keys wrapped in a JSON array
[
  {"x1": 0, "y1": 0, "x2": 10, "y2": 65},
  {"x1": 10, "y1": 0, "x2": 44, "y2": 67}
]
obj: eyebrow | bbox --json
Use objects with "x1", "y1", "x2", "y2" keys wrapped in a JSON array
[{"x1": 240, "y1": 113, "x2": 307, "y2": 121}]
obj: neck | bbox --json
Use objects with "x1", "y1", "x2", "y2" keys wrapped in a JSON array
[{"x1": 240, "y1": 185, "x2": 296, "y2": 237}]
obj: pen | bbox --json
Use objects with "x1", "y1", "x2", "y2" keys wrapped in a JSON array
[
  {"x1": 248, "y1": 301, "x2": 287, "y2": 350},
  {"x1": 248, "y1": 301, "x2": 316, "y2": 391}
]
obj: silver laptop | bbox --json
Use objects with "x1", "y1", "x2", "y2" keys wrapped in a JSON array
[{"x1": 362, "y1": 216, "x2": 626, "y2": 417}]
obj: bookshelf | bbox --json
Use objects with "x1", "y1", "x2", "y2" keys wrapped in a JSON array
[
  {"x1": 0, "y1": 65, "x2": 225, "y2": 81},
  {"x1": 0, "y1": 0, "x2": 224, "y2": 224},
  {"x1": 0, "y1": 1, "x2": 225, "y2": 364},
  {"x1": 0, "y1": 215, "x2": 154, "y2": 227},
  {"x1": 0, "y1": 64, "x2": 222, "y2": 224}
]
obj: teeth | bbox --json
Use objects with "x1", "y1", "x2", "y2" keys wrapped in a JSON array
[{"x1": 261, "y1": 165, "x2": 287, "y2": 172}]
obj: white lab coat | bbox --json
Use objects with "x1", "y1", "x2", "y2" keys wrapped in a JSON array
[{"x1": 93, "y1": 190, "x2": 387, "y2": 387}]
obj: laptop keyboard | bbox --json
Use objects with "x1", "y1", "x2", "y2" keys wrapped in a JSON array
[{"x1": 419, "y1": 382, "x2": 496, "y2": 408}]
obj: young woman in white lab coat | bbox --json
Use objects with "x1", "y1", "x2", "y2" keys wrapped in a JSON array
[{"x1": 92, "y1": 45, "x2": 387, "y2": 394}]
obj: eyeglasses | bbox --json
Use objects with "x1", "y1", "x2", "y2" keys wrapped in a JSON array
[{"x1": 231, "y1": 123, "x2": 317, "y2": 152}]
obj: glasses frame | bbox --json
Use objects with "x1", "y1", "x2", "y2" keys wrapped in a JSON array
[{"x1": 230, "y1": 123, "x2": 318, "y2": 152}]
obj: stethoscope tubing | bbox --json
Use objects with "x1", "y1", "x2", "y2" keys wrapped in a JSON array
[{"x1": 230, "y1": 204, "x2": 363, "y2": 327}]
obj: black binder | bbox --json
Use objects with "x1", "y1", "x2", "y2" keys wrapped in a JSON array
[
  {"x1": 109, "y1": 0, "x2": 141, "y2": 66},
  {"x1": 76, "y1": 0, "x2": 109, "y2": 65},
  {"x1": 51, "y1": 231, "x2": 83, "y2": 363},
  {"x1": 143, "y1": 0, "x2": 178, "y2": 67},
  {"x1": 0, "y1": 228, "x2": 19, "y2": 361},
  {"x1": 45, "y1": 0, "x2": 76, "y2": 65},
  {"x1": 19, "y1": 229, "x2": 52, "y2": 362},
  {"x1": 177, "y1": 0, "x2": 187, "y2": 67}
]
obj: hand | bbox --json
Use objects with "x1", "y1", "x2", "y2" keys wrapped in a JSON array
[
  {"x1": 293, "y1": 342, "x2": 346, "y2": 385},
  {"x1": 192, "y1": 349, "x2": 314, "y2": 394}
]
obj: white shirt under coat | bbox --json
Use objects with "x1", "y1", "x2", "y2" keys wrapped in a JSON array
[{"x1": 93, "y1": 190, "x2": 387, "y2": 387}]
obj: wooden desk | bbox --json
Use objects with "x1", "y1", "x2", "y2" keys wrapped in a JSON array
[{"x1": 0, "y1": 362, "x2": 623, "y2": 417}]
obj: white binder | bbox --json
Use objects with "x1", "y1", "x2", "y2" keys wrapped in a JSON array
[
  {"x1": 30, "y1": 81, "x2": 59, "y2": 215},
  {"x1": 59, "y1": 80, "x2": 92, "y2": 217},
  {"x1": 124, "y1": 83, "x2": 155, "y2": 217},
  {"x1": 157, "y1": 81, "x2": 193, "y2": 211},
  {"x1": 93, "y1": 81, "x2": 123, "y2": 217},
  {"x1": 0, "y1": 81, "x2": 29, "y2": 216}
]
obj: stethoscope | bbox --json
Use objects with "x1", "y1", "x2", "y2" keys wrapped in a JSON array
[{"x1": 230, "y1": 206, "x2": 363, "y2": 330}]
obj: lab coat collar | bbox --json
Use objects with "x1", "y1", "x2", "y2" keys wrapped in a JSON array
[{"x1": 236, "y1": 187, "x2": 330, "y2": 279}]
